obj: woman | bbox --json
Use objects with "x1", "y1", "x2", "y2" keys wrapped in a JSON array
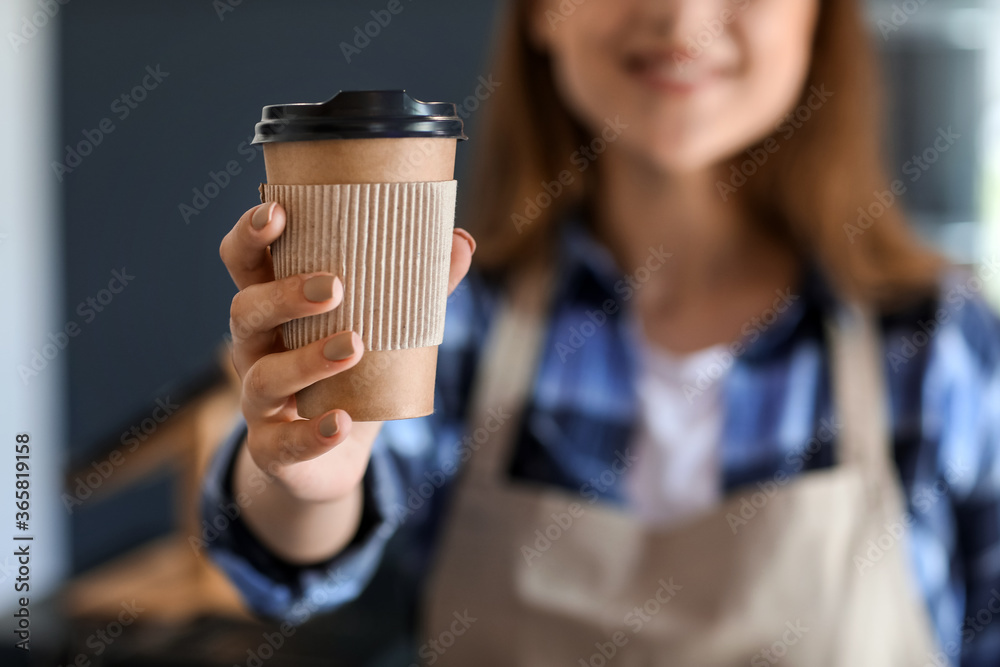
[{"x1": 204, "y1": 0, "x2": 1000, "y2": 664}]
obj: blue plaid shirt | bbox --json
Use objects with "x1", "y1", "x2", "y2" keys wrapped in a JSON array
[{"x1": 201, "y1": 215, "x2": 1000, "y2": 666}]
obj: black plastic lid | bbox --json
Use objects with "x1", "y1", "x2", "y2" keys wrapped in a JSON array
[{"x1": 252, "y1": 90, "x2": 467, "y2": 144}]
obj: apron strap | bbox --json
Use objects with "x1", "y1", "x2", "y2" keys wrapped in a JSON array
[
  {"x1": 824, "y1": 302, "x2": 894, "y2": 497},
  {"x1": 463, "y1": 257, "x2": 557, "y2": 483}
]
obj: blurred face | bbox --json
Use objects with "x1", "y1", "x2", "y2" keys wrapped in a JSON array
[{"x1": 530, "y1": 0, "x2": 820, "y2": 172}]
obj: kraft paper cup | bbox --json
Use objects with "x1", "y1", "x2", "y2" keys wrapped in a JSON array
[{"x1": 251, "y1": 91, "x2": 467, "y2": 421}]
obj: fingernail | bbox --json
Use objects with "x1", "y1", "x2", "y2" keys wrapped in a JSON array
[
  {"x1": 303, "y1": 275, "x2": 334, "y2": 302},
  {"x1": 319, "y1": 413, "x2": 339, "y2": 438},
  {"x1": 252, "y1": 203, "x2": 273, "y2": 230},
  {"x1": 454, "y1": 228, "x2": 476, "y2": 254},
  {"x1": 323, "y1": 332, "x2": 355, "y2": 361}
]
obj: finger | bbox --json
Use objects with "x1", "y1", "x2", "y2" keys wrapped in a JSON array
[
  {"x1": 230, "y1": 273, "x2": 345, "y2": 375},
  {"x1": 219, "y1": 202, "x2": 288, "y2": 291},
  {"x1": 447, "y1": 228, "x2": 476, "y2": 295},
  {"x1": 248, "y1": 409, "x2": 352, "y2": 474},
  {"x1": 242, "y1": 331, "x2": 363, "y2": 418}
]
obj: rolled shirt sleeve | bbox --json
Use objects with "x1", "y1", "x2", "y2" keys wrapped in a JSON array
[{"x1": 197, "y1": 415, "x2": 409, "y2": 624}]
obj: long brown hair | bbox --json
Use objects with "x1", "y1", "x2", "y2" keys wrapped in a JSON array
[{"x1": 464, "y1": 0, "x2": 945, "y2": 308}]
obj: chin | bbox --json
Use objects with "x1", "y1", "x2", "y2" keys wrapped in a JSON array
[{"x1": 622, "y1": 132, "x2": 728, "y2": 175}]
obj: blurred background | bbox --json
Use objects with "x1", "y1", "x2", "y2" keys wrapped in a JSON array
[{"x1": 1, "y1": 0, "x2": 998, "y2": 664}]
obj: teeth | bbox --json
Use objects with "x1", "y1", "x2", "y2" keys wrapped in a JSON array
[{"x1": 646, "y1": 59, "x2": 702, "y2": 83}]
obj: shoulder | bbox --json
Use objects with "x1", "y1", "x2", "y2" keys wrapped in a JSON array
[
  {"x1": 431, "y1": 264, "x2": 505, "y2": 417},
  {"x1": 880, "y1": 265, "x2": 1000, "y2": 498},
  {"x1": 881, "y1": 265, "x2": 1000, "y2": 379},
  {"x1": 440, "y1": 263, "x2": 503, "y2": 353},
  {"x1": 934, "y1": 267, "x2": 1000, "y2": 367}
]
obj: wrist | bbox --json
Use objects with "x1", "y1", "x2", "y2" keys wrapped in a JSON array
[{"x1": 232, "y1": 438, "x2": 365, "y2": 564}]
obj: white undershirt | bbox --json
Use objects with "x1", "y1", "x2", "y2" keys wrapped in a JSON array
[{"x1": 625, "y1": 321, "x2": 730, "y2": 528}]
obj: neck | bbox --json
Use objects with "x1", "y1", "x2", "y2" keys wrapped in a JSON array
[
  {"x1": 587, "y1": 143, "x2": 802, "y2": 357},
  {"x1": 594, "y1": 150, "x2": 760, "y2": 280},
  {"x1": 591, "y1": 145, "x2": 794, "y2": 298}
]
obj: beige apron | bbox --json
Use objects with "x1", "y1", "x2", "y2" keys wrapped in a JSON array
[{"x1": 422, "y1": 262, "x2": 941, "y2": 666}]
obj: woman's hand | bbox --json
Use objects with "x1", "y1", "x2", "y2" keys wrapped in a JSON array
[{"x1": 217, "y1": 201, "x2": 474, "y2": 561}]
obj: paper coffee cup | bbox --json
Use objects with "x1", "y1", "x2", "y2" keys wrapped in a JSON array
[{"x1": 252, "y1": 90, "x2": 467, "y2": 421}]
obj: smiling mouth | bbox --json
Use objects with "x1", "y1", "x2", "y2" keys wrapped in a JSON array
[{"x1": 624, "y1": 52, "x2": 725, "y2": 94}]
